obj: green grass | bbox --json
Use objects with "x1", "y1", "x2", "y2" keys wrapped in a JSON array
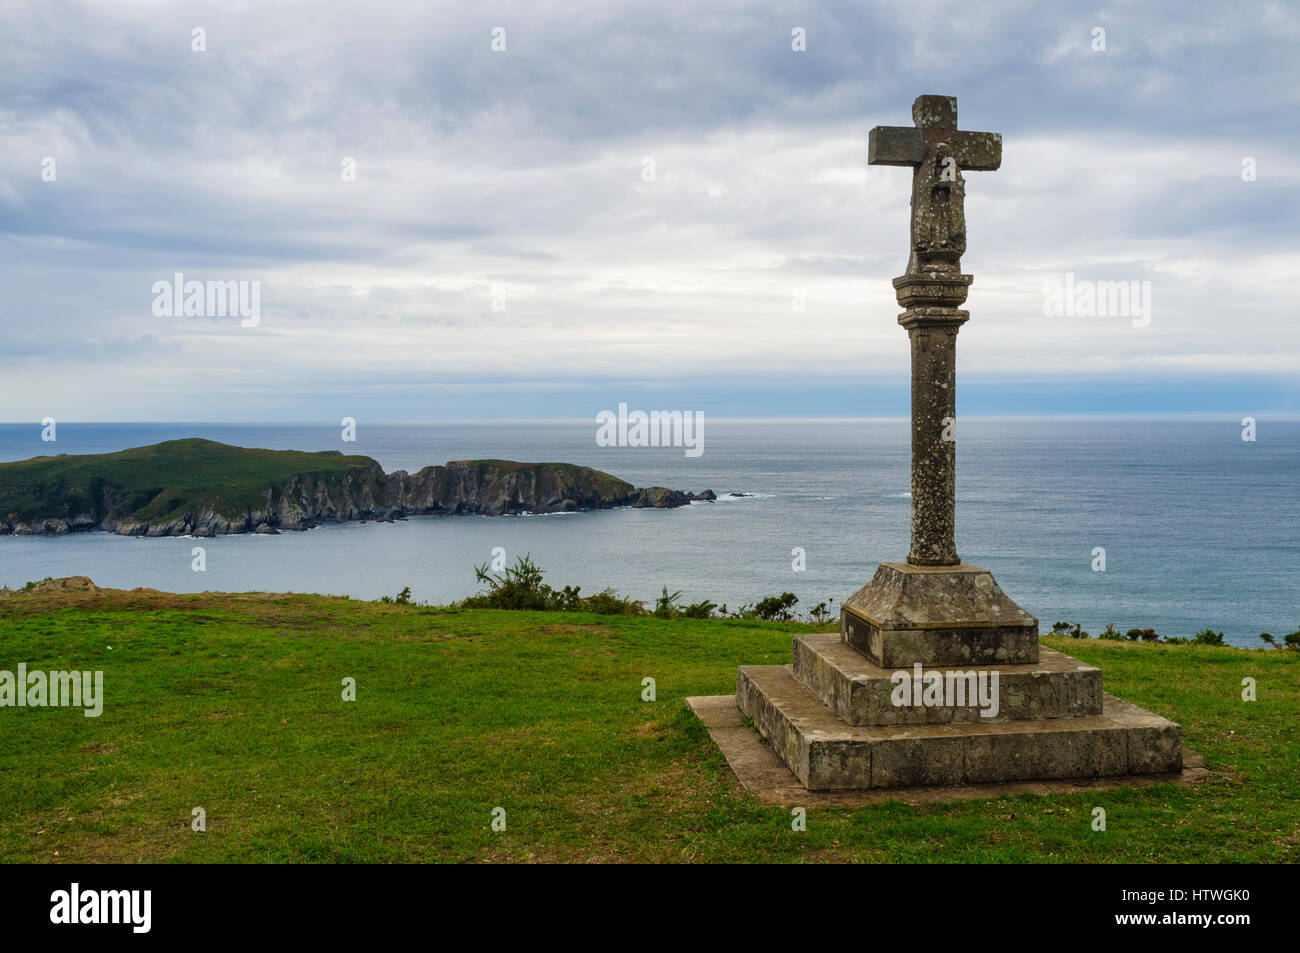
[{"x1": 0, "y1": 586, "x2": 1296, "y2": 863}]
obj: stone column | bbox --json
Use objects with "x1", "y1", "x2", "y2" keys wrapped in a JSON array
[
  {"x1": 906, "y1": 319, "x2": 960, "y2": 565},
  {"x1": 892, "y1": 274, "x2": 972, "y2": 567}
]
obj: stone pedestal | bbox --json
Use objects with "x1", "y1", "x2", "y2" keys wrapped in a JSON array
[
  {"x1": 841, "y1": 562, "x2": 1040, "y2": 667},
  {"x1": 736, "y1": 625, "x2": 1182, "y2": 791},
  {"x1": 737, "y1": 631, "x2": 1181, "y2": 791},
  {"x1": 738, "y1": 551, "x2": 1181, "y2": 794}
]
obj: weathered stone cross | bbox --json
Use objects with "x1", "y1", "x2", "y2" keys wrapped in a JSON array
[
  {"x1": 869, "y1": 95, "x2": 1001, "y2": 566},
  {"x1": 722, "y1": 97, "x2": 1180, "y2": 796}
]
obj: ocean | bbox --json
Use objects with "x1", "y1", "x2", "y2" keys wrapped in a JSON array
[{"x1": 1, "y1": 419, "x2": 1296, "y2": 649}]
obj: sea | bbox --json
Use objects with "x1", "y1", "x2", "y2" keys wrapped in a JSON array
[{"x1": 1, "y1": 419, "x2": 1296, "y2": 649}]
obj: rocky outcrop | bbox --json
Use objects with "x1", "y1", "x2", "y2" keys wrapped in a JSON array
[
  {"x1": 0, "y1": 575, "x2": 99, "y2": 599},
  {"x1": 0, "y1": 443, "x2": 712, "y2": 537},
  {"x1": 630, "y1": 486, "x2": 692, "y2": 508},
  {"x1": 388, "y1": 459, "x2": 640, "y2": 516}
]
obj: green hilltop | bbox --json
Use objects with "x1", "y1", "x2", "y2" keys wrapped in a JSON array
[
  {"x1": 0, "y1": 438, "x2": 377, "y2": 529},
  {"x1": 0, "y1": 581, "x2": 1294, "y2": 863},
  {"x1": 0, "y1": 438, "x2": 692, "y2": 536}
]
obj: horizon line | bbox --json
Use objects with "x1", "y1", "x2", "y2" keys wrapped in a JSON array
[{"x1": 2, "y1": 413, "x2": 1296, "y2": 426}]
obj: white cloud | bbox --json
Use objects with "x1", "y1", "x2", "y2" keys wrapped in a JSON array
[{"x1": 0, "y1": 0, "x2": 1296, "y2": 419}]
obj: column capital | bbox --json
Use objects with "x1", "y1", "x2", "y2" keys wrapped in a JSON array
[
  {"x1": 898, "y1": 307, "x2": 969, "y2": 330},
  {"x1": 893, "y1": 272, "x2": 973, "y2": 310}
]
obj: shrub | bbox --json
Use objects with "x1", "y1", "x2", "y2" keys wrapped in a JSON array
[
  {"x1": 680, "y1": 599, "x2": 718, "y2": 619},
  {"x1": 654, "y1": 586, "x2": 683, "y2": 619},
  {"x1": 554, "y1": 585, "x2": 584, "y2": 611},
  {"x1": 806, "y1": 600, "x2": 834, "y2": 624},
  {"x1": 463, "y1": 554, "x2": 552, "y2": 610},
  {"x1": 1192, "y1": 628, "x2": 1225, "y2": 645},
  {"x1": 457, "y1": 555, "x2": 643, "y2": 615},
  {"x1": 379, "y1": 586, "x2": 413, "y2": 605},
  {"x1": 582, "y1": 587, "x2": 644, "y2": 616},
  {"x1": 1051, "y1": 621, "x2": 1089, "y2": 639},
  {"x1": 1125, "y1": 628, "x2": 1145, "y2": 641},
  {"x1": 754, "y1": 593, "x2": 799, "y2": 622},
  {"x1": 1099, "y1": 623, "x2": 1125, "y2": 641},
  {"x1": 1140, "y1": 628, "x2": 1160, "y2": 642},
  {"x1": 1260, "y1": 633, "x2": 1276, "y2": 648}
]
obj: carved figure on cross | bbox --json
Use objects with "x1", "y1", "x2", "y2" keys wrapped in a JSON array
[{"x1": 869, "y1": 95, "x2": 1001, "y2": 277}]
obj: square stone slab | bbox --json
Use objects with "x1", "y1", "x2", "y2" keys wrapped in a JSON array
[
  {"x1": 841, "y1": 562, "x2": 1040, "y2": 667},
  {"x1": 736, "y1": 663, "x2": 1182, "y2": 791},
  {"x1": 793, "y1": 632, "x2": 1102, "y2": 725},
  {"x1": 687, "y1": 694, "x2": 1207, "y2": 806}
]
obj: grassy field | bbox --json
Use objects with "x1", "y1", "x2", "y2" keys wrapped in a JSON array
[{"x1": 0, "y1": 583, "x2": 1296, "y2": 863}]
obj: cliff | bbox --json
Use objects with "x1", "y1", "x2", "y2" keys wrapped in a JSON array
[{"x1": 0, "y1": 439, "x2": 708, "y2": 537}]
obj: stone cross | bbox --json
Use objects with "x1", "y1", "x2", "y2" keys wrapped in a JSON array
[
  {"x1": 868, "y1": 95, "x2": 1001, "y2": 566},
  {"x1": 725, "y1": 97, "x2": 1180, "y2": 792}
]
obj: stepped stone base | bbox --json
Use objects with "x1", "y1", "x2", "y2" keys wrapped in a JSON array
[
  {"x1": 794, "y1": 633, "x2": 1102, "y2": 725},
  {"x1": 736, "y1": 662, "x2": 1182, "y2": 791},
  {"x1": 728, "y1": 560, "x2": 1182, "y2": 792}
]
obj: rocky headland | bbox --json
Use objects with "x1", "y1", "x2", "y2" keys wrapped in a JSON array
[{"x1": 0, "y1": 439, "x2": 715, "y2": 537}]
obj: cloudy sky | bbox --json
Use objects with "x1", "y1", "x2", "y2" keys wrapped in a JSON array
[{"x1": 2, "y1": 0, "x2": 1297, "y2": 421}]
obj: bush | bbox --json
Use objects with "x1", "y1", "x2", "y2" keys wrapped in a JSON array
[
  {"x1": 1125, "y1": 628, "x2": 1145, "y2": 641},
  {"x1": 654, "y1": 586, "x2": 683, "y2": 619},
  {"x1": 379, "y1": 586, "x2": 413, "y2": 605},
  {"x1": 754, "y1": 593, "x2": 798, "y2": 622},
  {"x1": 1099, "y1": 623, "x2": 1125, "y2": 641},
  {"x1": 582, "y1": 587, "x2": 644, "y2": 616},
  {"x1": 1140, "y1": 628, "x2": 1160, "y2": 642},
  {"x1": 806, "y1": 600, "x2": 834, "y2": 624},
  {"x1": 1161, "y1": 628, "x2": 1226, "y2": 647},
  {"x1": 457, "y1": 555, "x2": 643, "y2": 615},
  {"x1": 463, "y1": 554, "x2": 552, "y2": 610},
  {"x1": 680, "y1": 599, "x2": 718, "y2": 619},
  {"x1": 554, "y1": 585, "x2": 584, "y2": 612},
  {"x1": 1051, "y1": 621, "x2": 1089, "y2": 639}
]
